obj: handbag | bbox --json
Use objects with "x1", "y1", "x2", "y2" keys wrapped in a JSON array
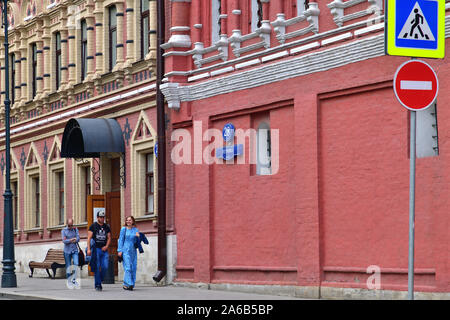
[{"x1": 77, "y1": 242, "x2": 85, "y2": 268}]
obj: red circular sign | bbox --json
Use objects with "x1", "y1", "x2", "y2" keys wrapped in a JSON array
[{"x1": 393, "y1": 60, "x2": 438, "y2": 111}]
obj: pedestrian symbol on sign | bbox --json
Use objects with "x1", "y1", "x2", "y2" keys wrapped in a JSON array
[{"x1": 398, "y1": 3, "x2": 435, "y2": 41}]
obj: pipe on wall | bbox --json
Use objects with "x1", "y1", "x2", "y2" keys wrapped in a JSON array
[{"x1": 153, "y1": 0, "x2": 167, "y2": 283}]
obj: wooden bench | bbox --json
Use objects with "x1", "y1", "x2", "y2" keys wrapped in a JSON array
[{"x1": 29, "y1": 249, "x2": 66, "y2": 279}]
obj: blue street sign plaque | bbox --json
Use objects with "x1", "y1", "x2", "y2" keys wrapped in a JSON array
[
  {"x1": 216, "y1": 144, "x2": 243, "y2": 161},
  {"x1": 222, "y1": 123, "x2": 235, "y2": 143}
]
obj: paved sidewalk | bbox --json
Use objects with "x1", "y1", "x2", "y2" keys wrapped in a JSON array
[{"x1": 0, "y1": 273, "x2": 303, "y2": 300}]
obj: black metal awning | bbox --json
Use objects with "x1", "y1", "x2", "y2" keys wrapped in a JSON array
[{"x1": 61, "y1": 118, "x2": 124, "y2": 158}]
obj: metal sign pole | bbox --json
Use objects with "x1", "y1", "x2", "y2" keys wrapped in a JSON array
[{"x1": 408, "y1": 110, "x2": 416, "y2": 300}]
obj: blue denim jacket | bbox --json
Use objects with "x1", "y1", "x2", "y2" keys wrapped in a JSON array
[{"x1": 134, "y1": 232, "x2": 149, "y2": 253}]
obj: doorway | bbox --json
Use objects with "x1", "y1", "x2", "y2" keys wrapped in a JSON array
[{"x1": 86, "y1": 157, "x2": 122, "y2": 277}]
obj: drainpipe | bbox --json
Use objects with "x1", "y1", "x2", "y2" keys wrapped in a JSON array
[{"x1": 153, "y1": 0, "x2": 167, "y2": 283}]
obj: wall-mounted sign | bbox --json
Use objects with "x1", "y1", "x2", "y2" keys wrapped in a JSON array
[
  {"x1": 222, "y1": 123, "x2": 235, "y2": 143},
  {"x1": 216, "y1": 144, "x2": 243, "y2": 161},
  {"x1": 154, "y1": 141, "x2": 158, "y2": 158},
  {"x1": 217, "y1": 123, "x2": 242, "y2": 160},
  {"x1": 385, "y1": 0, "x2": 445, "y2": 58}
]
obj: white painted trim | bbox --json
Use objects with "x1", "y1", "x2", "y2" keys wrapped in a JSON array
[
  {"x1": 210, "y1": 66, "x2": 234, "y2": 77},
  {"x1": 321, "y1": 32, "x2": 353, "y2": 46},
  {"x1": 290, "y1": 41, "x2": 320, "y2": 54},
  {"x1": 261, "y1": 50, "x2": 289, "y2": 63},
  {"x1": 235, "y1": 59, "x2": 261, "y2": 70},
  {"x1": 188, "y1": 72, "x2": 210, "y2": 82},
  {"x1": 354, "y1": 23, "x2": 384, "y2": 36}
]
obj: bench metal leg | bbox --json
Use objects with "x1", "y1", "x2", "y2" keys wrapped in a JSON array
[
  {"x1": 46, "y1": 269, "x2": 52, "y2": 278},
  {"x1": 51, "y1": 267, "x2": 57, "y2": 279},
  {"x1": 29, "y1": 267, "x2": 34, "y2": 278}
]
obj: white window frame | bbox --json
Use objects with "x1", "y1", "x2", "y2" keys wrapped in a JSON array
[
  {"x1": 131, "y1": 110, "x2": 158, "y2": 219},
  {"x1": 24, "y1": 143, "x2": 42, "y2": 230},
  {"x1": 297, "y1": 0, "x2": 308, "y2": 16},
  {"x1": 256, "y1": 121, "x2": 272, "y2": 175},
  {"x1": 251, "y1": 0, "x2": 263, "y2": 32},
  {"x1": 72, "y1": 159, "x2": 93, "y2": 225},
  {"x1": 211, "y1": 0, "x2": 221, "y2": 44}
]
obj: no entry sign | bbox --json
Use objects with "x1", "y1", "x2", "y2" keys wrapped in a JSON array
[{"x1": 394, "y1": 60, "x2": 438, "y2": 111}]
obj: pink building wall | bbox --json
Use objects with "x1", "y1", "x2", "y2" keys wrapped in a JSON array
[{"x1": 164, "y1": 1, "x2": 450, "y2": 294}]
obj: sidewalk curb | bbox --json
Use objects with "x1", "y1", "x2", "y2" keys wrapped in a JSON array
[{"x1": 0, "y1": 291, "x2": 56, "y2": 300}]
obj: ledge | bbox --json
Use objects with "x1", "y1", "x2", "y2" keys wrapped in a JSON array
[
  {"x1": 47, "y1": 225, "x2": 65, "y2": 232},
  {"x1": 135, "y1": 214, "x2": 157, "y2": 222},
  {"x1": 22, "y1": 228, "x2": 44, "y2": 236}
]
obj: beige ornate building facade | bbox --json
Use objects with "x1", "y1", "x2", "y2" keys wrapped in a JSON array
[{"x1": 0, "y1": 0, "x2": 176, "y2": 284}]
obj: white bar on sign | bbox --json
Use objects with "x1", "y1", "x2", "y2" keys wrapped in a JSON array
[{"x1": 400, "y1": 80, "x2": 432, "y2": 90}]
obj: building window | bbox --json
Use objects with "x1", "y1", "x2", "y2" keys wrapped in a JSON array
[
  {"x1": 141, "y1": 0, "x2": 150, "y2": 59},
  {"x1": 110, "y1": 157, "x2": 121, "y2": 192},
  {"x1": 80, "y1": 20, "x2": 87, "y2": 81},
  {"x1": 47, "y1": 138, "x2": 65, "y2": 227},
  {"x1": 251, "y1": 0, "x2": 263, "y2": 31},
  {"x1": 145, "y1": 153, "x2": 154, "y2": 214},
  {"x1": 131, "y1": 112, "x2": 157, "y2": 218},
  {"x1": 256, "y1": 122, "x2": 272, "y2": 175},
  {"x1": 33, "y1": 176, "x2": 40, "y2": 227},
  {"x1": 55, "y1": 32, "x2": 61, "y2": 90},
  {"x1": 84, "y1": 165, "x2": 91, "y2": 222},
  {"x1": 109, "y1": 5, "x2": 117, "y2": 71},
  {"x1": 211, "y1": 0, "x2": 221, "y2": 44},
  {"x1": 31, "y1": 43, "x2": 37, "y2": 98},
  {"x1": 297, "y1": 0, "x2": 309, "y2": 16},
  {"x1": 73, "y1": 160, "x2": 92, "y2": 225},
  {"x1": 24, "y1": 145, "x2": 42, "y2": 230},
  {"x1": 11, "y1": 180, "x2": 18, "y2": 230},
  {"x1": 7, "y1": 156, "x2": 20, "y2": 230},
  {"x1": 57, "y1": 171, "x2": 64, "y2": 225},
  {"x1": 10, "y1": 53, "x2": 15, "y2": 104}
]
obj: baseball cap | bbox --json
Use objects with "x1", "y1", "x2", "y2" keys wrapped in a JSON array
[{"x1": 98, "y1": 211, "x2": 105, "y2": 217}]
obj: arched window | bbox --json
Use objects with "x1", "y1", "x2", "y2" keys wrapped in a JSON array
[{"x1": 256, "y1": 122, "x2": 271, "y2": 175}]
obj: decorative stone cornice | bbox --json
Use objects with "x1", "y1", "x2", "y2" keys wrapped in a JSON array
[
  {"x1": 163, "y1": 33, "x2": 385, "y2": 108},
  {"x1": 160, "y1": 82, "x2": 188, "y2": 110}
]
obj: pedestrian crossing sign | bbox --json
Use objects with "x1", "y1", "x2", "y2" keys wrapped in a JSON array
[{"x1": 385, "y1": 0, "x2": 445, "y2": 58}]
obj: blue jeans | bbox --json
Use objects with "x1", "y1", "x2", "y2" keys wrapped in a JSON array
[
  {"x1": 63, "y1": 252, "x2": 79, "y2": 279},
  {"x1": 94, "y1": 247, "x2": 109, "y2": 288}
]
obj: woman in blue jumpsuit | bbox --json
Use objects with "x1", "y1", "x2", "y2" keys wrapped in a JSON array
[{"x1": 118, "y1": 216, "x2": 139, "y2": 290}]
